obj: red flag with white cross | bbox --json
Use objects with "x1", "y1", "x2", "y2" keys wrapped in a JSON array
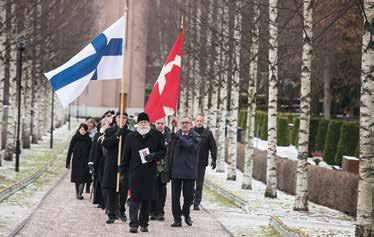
[{"x1": 145, "y1": 29, "x2": 183, "y2": 123}]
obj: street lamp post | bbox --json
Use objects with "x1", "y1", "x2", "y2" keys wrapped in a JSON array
[
  {"x1": 15, "y1": 35, "x2": 25, "y2": 172},
  {"x1": 50, "y1": 91, "x2": 54, "y2": 149}
]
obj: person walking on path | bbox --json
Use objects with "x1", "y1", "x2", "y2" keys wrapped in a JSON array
[
  {"x1": 150, "y1": 118, "x2": 171, "y2": 221},
  {"x1": 168, "y1": 116, "x2": 200, "y2": 227},
  {"x1": 192, "y1": 115, "x2": 217, "y2": 210},
  {"x1": 66, "y1": 123, "x2": 92, "y2": 200},
  {"x1": 121, "y1": 112, "x2": 166, "y2": 233},
  {"x1": 85, "y1": 118, "x2": 97, "y2": 193}
]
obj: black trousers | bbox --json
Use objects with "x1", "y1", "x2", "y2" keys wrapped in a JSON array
[
  {"x1": 150, "y1": 175, "x2": 167, "y2": 216},
  {"x1": 103, "y1": 188, "x2": 118, "y2": 218},
  {"x1": 119, "y1": 182, "x2": 129, "y2": 214},
  {"x1": 171, "y1": 178, "x2": 194, "y2": 222},
  {"x1": 194, "y1": 164, "x2": 207, "y2": 207},
  {"x1": 129, "y1": 200, "x2": 150, "y2": 228}
]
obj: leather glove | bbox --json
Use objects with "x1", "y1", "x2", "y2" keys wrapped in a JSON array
[
  {"x1": 145, "y1": 153, "x2": 156, "y2": 162},
  {"x1": 117, "y1": 128, "x2": 126, "y2": 137},
  {"x1": 88, "y1": 162, "x2": 94, "y2": 174},
  {"x1": 66, "y1": 163, "x2": 70, "y2": 169},
  {"x1": 211, "y1": 160, "x2": 216, "y2": 170}
]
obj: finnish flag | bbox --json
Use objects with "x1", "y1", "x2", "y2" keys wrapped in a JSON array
[{"x1": 45, "y1": 17, "x2": 125, "y2": 107}]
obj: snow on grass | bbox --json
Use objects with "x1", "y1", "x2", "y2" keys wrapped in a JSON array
[{"x1": 205, "y1": 166, "x2": 355, "y2": 237}]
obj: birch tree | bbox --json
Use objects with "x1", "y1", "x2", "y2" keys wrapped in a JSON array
[
  {"x1": 216, "y1": 1, "x2": 228, "y2": 173},
  {"x1": 265, "y1": 0, "x2": 278, "y2": 198},
  {"x1": 294, "y1": 0, "x2": 313, "y2": 211},
  {"x1": 227, "y1": 0, "x2": 240, "y2": 181},
  {"x1": 355, "y1": 1, "x2": 374, "y2": 236},
  {"x1": 242, "y1": 1, "x2": 259, "y2": 190}
]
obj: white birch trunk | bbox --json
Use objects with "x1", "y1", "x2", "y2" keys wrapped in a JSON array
[
  {"x1": 216, "y1": 3, "x2": 228, "y2": 173},
  {"x1": 294, "y1": 0, "x2": 313, "y2": 211},
  {"x1": 227, "y1": 1, "x2": 240, "y2": 180},
  {"x1": 355, "y1": 1, "x2": 374, "y2": 236},
  {"x1": 265, "y1": 0, "x2": 278, "y2": 198},
  {"x1": 242, "y1": 3, "x2": 259, "y2": 190}
]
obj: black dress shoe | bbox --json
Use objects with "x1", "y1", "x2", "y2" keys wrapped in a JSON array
[
  {"x1": 193, "y1": 205, "x2": 200, "y2": 210},
  {"x1": 140, "y1": 226, "x2": 148, "y2": 232},
  {"x1": 129, "y1": 227, "x2": 138, "y2": 233},
  {"x1": 184, "y1": 217, "x2": 193, "y2": 226},
  {"x1": 149, "y1": 215, "x2": 157, "y2": 220},
  {"x1": 106, "y1": 217, "x2": 115, "y2": 224},
  {"x1": 119, "y1": 212, "x2": 127, "y2": 222},
  {"x1": 171, "y1": 222, "x2": 182, "y2": 227}
]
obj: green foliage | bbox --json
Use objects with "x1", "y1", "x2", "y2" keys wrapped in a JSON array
[
  {"x1": 354, "y1": 141, "x2": 359, "y2": 158},
  {"x1": 315, "y1": 119, "x2": 330, "y2": 152},
  {"x1": 238, "y1": 108, "x2": 248, "y2": 129},
  {"x1": 277, "y1": 117, "x2": 290, "y2": 146},
  {"x1": 259, "y1": 112, "x2": 268, "y2": 140},
  {"x1": 291, "y1": 117, "x2": 300, "y2": 146},
  {"x1": 335, "y1": 122, "x2": 359, "y2": 166},
  {"x1": 323, "y1": 120, "x2": 343, "y2": 165},
  {"x1": 308, "y1": 118, "x2": 320, "y2": 154}
]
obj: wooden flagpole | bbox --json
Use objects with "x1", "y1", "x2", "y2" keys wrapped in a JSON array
[{"x1": 116, "y1": 6, "x2": 129, "y2": 193}]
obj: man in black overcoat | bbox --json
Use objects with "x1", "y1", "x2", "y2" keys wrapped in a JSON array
[
  {"x1": 150, "y1": 118, "x2": 171, "y2": 221},
  {"x1": 192, "y1": 115, "x2": 217, "y2": 210},
  {"x1": 121, "y1": 112, "x2": 166, "y2": 233}
]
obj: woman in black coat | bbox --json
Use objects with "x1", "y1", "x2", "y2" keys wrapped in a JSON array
[{"x1": 66, "y1": 123, "x2": 92, "y2": 200}]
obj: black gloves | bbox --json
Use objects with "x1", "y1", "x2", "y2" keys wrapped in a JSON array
[
  {"x1": 117, "y1": 128, "x2": 126, "y2": 137},
  {"x1": 145, "y1": 153, "x2": 156, "y2": 162},
  {"x1": 211, "y1": 160, "x2": 216, "y2": 170},
  {"x1": 65, "y1": 163, "x2": 70, "y2": 169}
]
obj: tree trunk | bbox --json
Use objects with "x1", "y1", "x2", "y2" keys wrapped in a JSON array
[
  {"x1": 226, "y1": 0, "x2": 239, "y2": 181},
  {"x1": 323, "y1": 55, "x2": 331, "y2": 119},
  {"x1": 355, "y1": 1, "x2": 374, "y2": 236},
  {"x1": 265, "y1": 0, "x2": 278, "y2": 198},
  {"x1": 216, "y1": 3, "x2": 228, "y2": 173},
  {"x1": 242, "y1": 2, "x2": 259, "y2": 190},
  {"x1": 294, "y1": 0, "x2": 313, "y2": 211}
]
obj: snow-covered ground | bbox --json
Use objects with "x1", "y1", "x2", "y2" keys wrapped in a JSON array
[
  {"x1": 253, "y1": 137, "x2": 298, "y2": 160},
  {"x1": 0, "y1": 122, "x2": 77, "y2": 237},
  {"x1": 204, "y1": 166, "x2": 356, "y2": 237}
]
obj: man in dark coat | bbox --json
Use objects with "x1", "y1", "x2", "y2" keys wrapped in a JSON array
[
  {"x1": 101, "y1": 113, "x2": 131, "y2": 224},
  {"x1": 122, "y1": 112, "x2": 166, "y2": 233},
  {"x1": 192, "y1": 115, "x2": 217, "y2": 210},
  {"x1": 88, "y1": 118, "x2": 105, "y2": 208},
  {"x1": 150, "y1": 118, "x2": 170, "y2": 221},
  {"x1": 66, "y1": 123, "x2": 92, "y2": 200},
  {"x1": 168, "y1": 116, "x2": 200, "y2": 227}
]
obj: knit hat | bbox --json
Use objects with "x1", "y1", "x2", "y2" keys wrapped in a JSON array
[
  {"x1": 137, "y1": 112, "x2": 150, "y2": 123},
  {"x1": 116, "y1": 111, "x2": 128, "y2": 117}
]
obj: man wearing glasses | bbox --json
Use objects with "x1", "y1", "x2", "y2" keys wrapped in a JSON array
[{"x1": 168, "y1": 116, "x2": 200, "y2": 227}]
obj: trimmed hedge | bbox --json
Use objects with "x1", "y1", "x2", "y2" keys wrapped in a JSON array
[
  {"x1": 315, "y1": 119, "x2": 330, "y2": 152},
  {"x1": 291, "y1": 117, "x2": 300, "y2": 146},
  {"x1": 238, "y1": 108, "x2": 248, "y2": 129},
  {"x1": 277, "y1": 117, "x2": 290, "y2": 146},
  {"x1": 308, "y1": 118, "x2": 320, "y2": 154},
  {"x1": 323, "y1": 120, "x2": 343, "y2": 165},
  {"x1": 335, "y1": 122, "x2": 359, "y2": 166},
  {"x1": 259, "y1": 112, "x2": 268, "y2": 140}
]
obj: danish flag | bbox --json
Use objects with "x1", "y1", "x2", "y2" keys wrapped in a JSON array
[{"x1": 145, "y1": 29, "x2": 184, "y2": 122}]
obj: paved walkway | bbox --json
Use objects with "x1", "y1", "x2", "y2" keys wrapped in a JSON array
[{"x1": 16, "y1": 174, "x2": 231, "y2": 237}]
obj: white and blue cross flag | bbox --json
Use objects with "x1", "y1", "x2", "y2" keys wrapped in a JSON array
[{"x1": 45, "y1": 17, "x2": 125, "y2": 107}]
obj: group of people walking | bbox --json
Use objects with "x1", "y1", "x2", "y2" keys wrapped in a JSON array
[{"x1": 65, "y1": 111, "x2": 217, "y2": 233}]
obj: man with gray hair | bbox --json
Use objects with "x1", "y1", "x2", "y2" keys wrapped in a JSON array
[{"x1": 168, "y1": 116, "x2": 200, "y2": 227}]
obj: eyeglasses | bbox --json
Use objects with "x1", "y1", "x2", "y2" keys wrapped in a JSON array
[{"x1": 181, "y1": 121, "x2": 190, "y2": 124}]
